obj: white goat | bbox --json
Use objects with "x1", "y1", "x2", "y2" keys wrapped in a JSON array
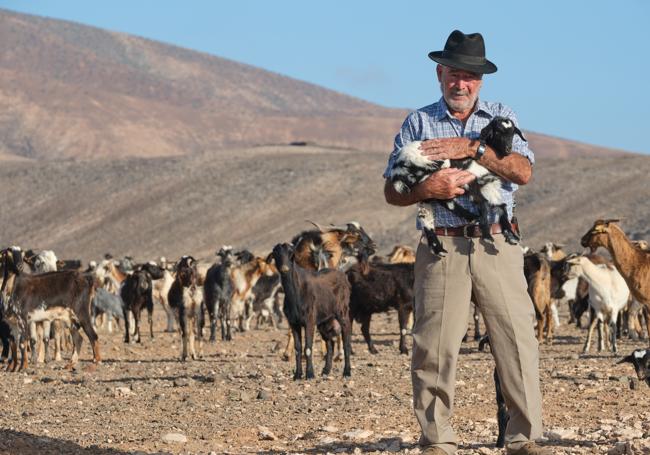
[{"x1": 566, "y1": 255, "x2": 630, "y2": 353}]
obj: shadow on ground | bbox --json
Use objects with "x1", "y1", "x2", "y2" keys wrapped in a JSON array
[{"x1": 0, "y1": 429, "x2": 162, "y2": 455}]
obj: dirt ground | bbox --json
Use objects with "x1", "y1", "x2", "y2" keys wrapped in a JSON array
[{"x1": 1, "y1": 305, "x2": 649, "y2": 455}]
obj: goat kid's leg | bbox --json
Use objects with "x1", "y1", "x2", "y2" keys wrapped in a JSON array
[
  {"x1": 497, "y1": 204, "x2": 519, "y2": 244},
  {"x1": 179, "y1": 308, "x2": 189, "y2": 361},
  {"x1": 291, "y1": 326, "x2": 303, "y2": 380},
  {"x1": 282, "y1": 329, "x2": 293, "y2": 361},
  {"x1": 341, "y1": 318, "x2": 352, "y2": 378},
  {"x1": 148, "y1": 308, "x2": 154, "y2": 339},
  {"x1": 79, "y1": 313, "x2": 101, "y2": 364},
  {"x1": 304, "y1": 323, "x2": 316, "y2": 379},
  {"x1": 322, "y1": 338, "x2": 334, "y2": 377},
  {"x1": 53, "y1": 321, "x2": 63, "y2": 362},
  {"x1": 423, "y1": 228, "x2": 448, "y2": 257},
  {"x1": 397, "y1": 307, "x2": 410, "y2": 355},
  {"x1": 478, "y1": 201, "x2": 495, "y2": 242},
  {"x1": 67, "y1": 324, "x2": 84, "y2": 369},
  {"x1": 494, "y1": 368, "x2": 509, "y2": 448},
  {"x1": 122, "y1": 308, "x2": 131, "y2": 343},
  {"x1": 473, "y1": 304, "x2": 481, "y2": 341},
  {"x1": 597, "y1": 320, "x2": 605, "y2": 352},
  {"x1": 7, "y1": 338, "x2": 17, "y2": 372},
  {"x1": 583, "y1": 314, "x2": 598, "y2": 354},
  {"x1": 42, "y1": 320, "x2": 52, "y2": 363},
  {"x1": 19, "y1": 338, "x2": 28, "y2": 372},
  {"x1": 360, "y1": 314, "x2": 378, "y2": 354},
  {"x1": 133, "y1": 309, "x2": 142, "y2": 343},
  {"x1": 188, "y1": 314, "x2": 198, "y2": 360},
  {"x1": 609, "y1": 319, "x2": 618, "y2": 354},
  {"x1": 29, "y1": 322, "x2": 40, "y2": 365}
]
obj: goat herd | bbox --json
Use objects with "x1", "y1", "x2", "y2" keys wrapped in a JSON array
[{"x1": 1, "y1": 219, "x2": 649, "y2": 394}]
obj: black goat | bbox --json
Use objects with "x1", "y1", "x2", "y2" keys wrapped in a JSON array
[
  {"x1": 618, "y1": 349, "x2": 650, "y2": 387},
  {"x1": 168, "y1": 256, "x2": 203, "y2": 361},
  {"x1": 203, "y1": 246, "x2": 235, "y2": 341},
  {"x1": 477, "y1": 336, "x2": 508, "y2": 448},
  {"x1": 120, "y1": 262, "x2": 164, "y2": 343},
  {"x1": 271, "y1": 243, "x2": 352, "y2": 379},
  {"x1": 390, "y1": 116, "x2": 525, "y2": 256},
  {"x1": 346, "y1": 258, "x2": 414, "y2": 355}
]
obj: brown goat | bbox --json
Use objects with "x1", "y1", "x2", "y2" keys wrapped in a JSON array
[
  {"x1": 282, "y1": 222, "x2": 375, "y2": 360},
  {"x1": 524, "y1": 252, "x2": 553, "y2": 344},
  {"x1": 386, "y1": 245, "x2": 416, "y2": 264},
  {"x1": 581, "y1": 219, "x2": 650, "y2": 344},
  {"x1": 272, "y1": 243, "x2": 352, "y2": 379}
]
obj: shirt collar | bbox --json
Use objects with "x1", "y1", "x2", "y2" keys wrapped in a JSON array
[{"x1": 434, "y1": 96, "x2": 493, "y2": 121}]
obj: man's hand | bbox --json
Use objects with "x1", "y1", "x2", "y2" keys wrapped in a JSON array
[
  {"x1": 417, "y1": 168, "x2": 476, "y2": 199},
  {"x1": 384, "y1": 168, "x2": 476, "y2": 206},
  {"x1": 419, "y1": 137, "x2": 475, "y2": 161}
]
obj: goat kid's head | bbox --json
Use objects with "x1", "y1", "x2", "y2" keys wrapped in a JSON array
[
  {"x1": 175, "y1": 255, "x2": 197, "y2": 286},
  {"x1": 216, "y1": 246, "x2": 235, "y2": 267},
  {"x1": 139, "y1": 262, "x2": 165, "y2": 280},
  {"x1": 581, "y1": 219, "x2": 620, "y2": 253},
  {"x1": 1, "y1": 246, "x2": 24, "y2": 276},
  {"x1": 271, "y1": 243, "x2": 294, "y2": 274},
  {"x1": 618, "y1": 349, "x2": 650, "y2": 387},
  {"x1": 339, "y1": 222, "x2": 376, "y2": 259},
  {"x1": 479, "y1": 116, "x2": 526, "y2": 157},
  {"x1": 234, "y1": 249, "x2": 255, "y2": 265}
]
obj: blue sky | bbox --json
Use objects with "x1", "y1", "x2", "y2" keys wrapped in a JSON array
[{"x1": 4, "y1": 1, "x2": 650, "y2": 154}]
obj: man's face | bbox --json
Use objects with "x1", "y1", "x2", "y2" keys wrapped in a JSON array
[{"x1": 437, "y1": 65, "x2": 483, "y2": 113}]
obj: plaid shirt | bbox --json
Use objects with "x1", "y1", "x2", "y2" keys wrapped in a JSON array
[{"x1": 384, "y1": 97, "x2": 534, "y2": 228}]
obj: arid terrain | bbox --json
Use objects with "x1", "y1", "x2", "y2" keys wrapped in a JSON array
[
  {"x1": 1, "y1": 7, "x2": 650, "y2": 455},
  {"x1": 1, "y1": 305, "x2": 649, "y2": 455}
]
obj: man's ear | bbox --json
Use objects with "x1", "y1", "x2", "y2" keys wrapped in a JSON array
[{"x1": 436, "y1": 64, "x2": 443, "y2": 82}]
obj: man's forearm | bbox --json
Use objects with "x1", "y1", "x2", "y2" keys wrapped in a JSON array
[
  {"x1": 384, "y1": 179, "x2": 422, "y2": 206},
  {"x1": 472, "y1": 140, "x2": 532, "y2": 185}
]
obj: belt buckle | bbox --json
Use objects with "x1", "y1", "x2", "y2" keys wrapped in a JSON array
[{"x1": 462, "y1": 224, "x2": 472, "y2": 238}]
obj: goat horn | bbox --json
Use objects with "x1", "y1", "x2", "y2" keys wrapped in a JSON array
[{"x1": 305, "y1": 220, "x2": 325, "y2": 232}]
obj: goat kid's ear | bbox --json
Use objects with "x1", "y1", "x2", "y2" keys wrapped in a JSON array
[
  {"x1": 265, "y1": 252, "x2": 274, "y2": 264},
  {"x1": 617, "y1": 354, "x2": 635, "y2": 365},
  {"x1": 514, "y1": 126, "x2": 526, "y2": 142}
]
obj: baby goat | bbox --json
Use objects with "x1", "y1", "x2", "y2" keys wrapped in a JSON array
[
  {"x1": 390, "y1": 116, "x2": 525, "y2": 256},
  {"x1": 618, "y1": 349, "x2": 650, "y2": 387}
]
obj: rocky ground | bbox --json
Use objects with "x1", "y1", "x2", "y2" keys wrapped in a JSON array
[{"x1": 0, "y1": 306, "x2": 649, "y2": 455}]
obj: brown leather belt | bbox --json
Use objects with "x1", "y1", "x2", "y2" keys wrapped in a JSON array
[{"x1": 434, "y1": 223, "x2": 518, "y2": 237}]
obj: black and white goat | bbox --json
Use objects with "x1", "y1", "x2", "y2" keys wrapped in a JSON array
[
  {"x1": 203, "y1": 246, "x2": 235, "y2": 341},
  {"x1": 618, "y1": 349, "x2": 650, "y2": 387},
  {"x1": 390, "y1": 116, "x2": 525, "y2": 256}
]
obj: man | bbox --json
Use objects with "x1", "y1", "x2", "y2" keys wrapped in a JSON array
[{"x1": 383, "y1": 30, "x2": 551, "y2": 455}]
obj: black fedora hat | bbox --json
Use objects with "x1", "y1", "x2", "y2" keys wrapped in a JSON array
[{"x1": 428, "y1": 30, "x2": 497, "y2": 74}]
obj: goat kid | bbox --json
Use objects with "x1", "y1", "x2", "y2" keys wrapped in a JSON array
[
  {"x1": 618, "y1": 349, "x2": 650, "y2": 387},
  {"x1": 390, "y1": 116, "x2": 524, "y2": 256},
  {"x1": 168, "y1": 256, "x2": 203, "y2": 361}
]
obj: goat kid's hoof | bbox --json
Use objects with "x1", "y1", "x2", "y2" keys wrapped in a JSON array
[
  {"x1": 343, "y1": 370, "x2": 351, "y2": 378},
  {"x1": 369, "y1": 347, "x2": 379, "y2": 355},
  {"x1": 400, "y1": 348, "x2": 409, "y2": 355},
  {"x1": 430, "y1": 248, "x2": 448, "y2": 258}
]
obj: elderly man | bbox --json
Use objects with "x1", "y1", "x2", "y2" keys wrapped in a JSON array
[{"x1": 383, "y1": 30, "x2": 550, "y2": 455}]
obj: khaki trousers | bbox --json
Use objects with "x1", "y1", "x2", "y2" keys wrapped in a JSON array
[{"x1": 412, "y1": 234, "x2": 543, "y2": 454}]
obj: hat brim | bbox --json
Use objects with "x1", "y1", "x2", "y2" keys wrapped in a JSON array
[{"x1": 428, "y1": 51, "x2": 497, "y2": 74}]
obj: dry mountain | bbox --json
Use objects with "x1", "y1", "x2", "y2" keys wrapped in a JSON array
[
  {"x1": 0, "y1": 9, "x2": 647, "y2": 262},
  {"x1": 0, "y1": 8, "x2": 633, "y2": 161}
]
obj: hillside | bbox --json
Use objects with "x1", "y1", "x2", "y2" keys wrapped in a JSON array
[
  {"x1": 1, "y1": 145, "x2": 647, "y2": 263},
  {"x1": 0, "y1": 8, "x2": 632, "y2": 161}
]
